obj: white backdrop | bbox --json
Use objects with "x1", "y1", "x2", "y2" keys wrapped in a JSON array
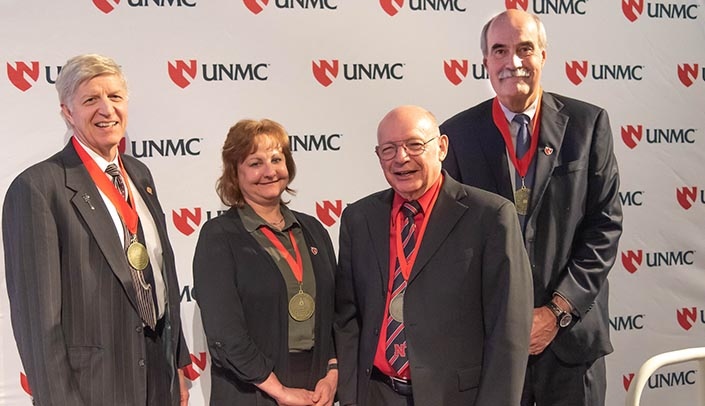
[{"x1": 2, "y1": 1, "x2": 705, "y2": 405}]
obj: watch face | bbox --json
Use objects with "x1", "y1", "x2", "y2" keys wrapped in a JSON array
[{"x1": 559, "y1": 314, "x2": 572, "y2": 328}]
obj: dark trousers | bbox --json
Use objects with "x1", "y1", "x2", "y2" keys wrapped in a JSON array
[
  {"x1": 145, "y1": 318, "x2": 173, "y2": 406},
  {"x1": 521, "y1": 349, "x2": 606, "y2": 406},
  {"x1": 366, "y1": 378, "x2": 414, "y2": 406}
]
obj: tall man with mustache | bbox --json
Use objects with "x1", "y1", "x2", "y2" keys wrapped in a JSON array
[{"x1": 440, "y1": 9, "x2": 623, "y2": 406}]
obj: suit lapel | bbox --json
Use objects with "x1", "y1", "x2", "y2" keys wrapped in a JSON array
[
  {"x1": 368, "y1": 191, "x2": 393, "y2": 293},
  {"x1": 62, "y1": 144, "x2": 141, "y2": 310},
  {"x1": 408, "y1": 176, "x2": 467, "y2": 284},
  {"x1": 477, "y1": 109, "x2": 515, "y2": 201},
  {"x1": 530, "y1": 93, "x2": 568, "y2": 219}
]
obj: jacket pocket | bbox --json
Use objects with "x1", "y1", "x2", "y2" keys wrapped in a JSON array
[
  {"x1": 457, "y1": 365, "x2": 482, "y2": 391},
  {"x1": 552, "y1": 159, "x2": 586, "y2": 176}
]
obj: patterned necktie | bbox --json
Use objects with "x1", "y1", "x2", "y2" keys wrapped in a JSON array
[
  {"x1": 105, "y1": 164, "x2": 157, "y2": 329},
  {"x1": 385, "y1": 200, "x2": 421, "y2": 375},
  {"x1": 105, "y1": 163, "x2": 127, "y2": 200}
]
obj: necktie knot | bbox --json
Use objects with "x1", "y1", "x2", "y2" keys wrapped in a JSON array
[
  {"x1": 401, "y1": 200, "x2": 421, "y2": 218},
  {"x1": 105, "y1": 163, "x2": 126, "y2": 199},
  {"x1": 513, "y1": 113, "x2": 530, "y2": 126}
]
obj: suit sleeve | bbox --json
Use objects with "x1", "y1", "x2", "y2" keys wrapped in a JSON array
[
  {"x1": 556, "y1": 108, "x2": 623, "y2": 315},
  {"x1": 3, "y1": 176, "x2": 87, "y2": 406},
  {"x1": 333, "y1": 208, "x2": 360, "y2": 405},
  {"x1": 476, "y1": 201, "x2": 533, "y2": 406},
  {"x1": 192, "y1": 220, "x2": 274, "y2": 384}
]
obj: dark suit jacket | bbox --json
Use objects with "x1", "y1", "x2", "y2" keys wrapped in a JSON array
[
  {"x1": 441, "y1": 92, "x2": 623, "y2": 364},
  {"x1": 334, "y1": 174, "x2": 533, "y2": 406},
  {"x1": 193, "y1": 208, "x2": 336, "y2": 406},
  {"x1": 2, "y1": 141, "x2": 190, "y2": 406}
]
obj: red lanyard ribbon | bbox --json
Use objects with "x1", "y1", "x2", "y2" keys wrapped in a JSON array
[
  {"x1": 491, "y1": 95, "x2": 542, "y2": 178},
  {"x1": 260, "y1": 227, "x2": 304, "y2": 283},
  {"x1": 72, "y1": 136, "x2": 139, "y2": 235}
]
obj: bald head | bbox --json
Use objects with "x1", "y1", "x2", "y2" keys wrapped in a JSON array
[
  {"x1": 481, "y1": 9, "x2": 547, "y2": 57},
  {"x1": 375, "y1": 105, "x2": 448, "y2": 200}
]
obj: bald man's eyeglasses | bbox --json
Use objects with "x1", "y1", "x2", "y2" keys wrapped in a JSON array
[{"x1": 375, "y1": 136, "x2": 438, "y2": 161}]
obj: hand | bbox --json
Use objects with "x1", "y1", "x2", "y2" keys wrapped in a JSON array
[
  {"x1": 529, "y1": 306, "x2": 559, "y2": 355},
  {"x1": 178, "y1": 368, "x2": 190, "y2": 405},
  {"x1": 312, "y1": 369, "x2": 338, "y2": 406},
  {"x1": 273, "y1": 386, "x2": 315, "y2": 406}
]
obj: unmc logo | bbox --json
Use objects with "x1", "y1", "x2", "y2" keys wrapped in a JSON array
[
  {"x1": 315, "y1": 200, "x2": 343, "y2": 227},
  {"x1": 610, "y1": 314, "x2": 644, "y2": 331},
  {"x1": 623, "y1": 373, "x2": 635, "y2": 391},
  {"x1": 244, "y1": 0, "x2": 268, "y2": 14},
  {"x1": 565, "y1": 60, "x2": 588, "y2": 85},
  {"x1": 565, "y1": 60, "x2": 643, "y2": 85},
  {"x1": 312, "y1": 60, "x2": 339, "y2": 87},
  {"x1": 94, "y1": 0, "x2": 121, "y2": 14},
  {"x1": 94, "y1": 0, "x2": 196, "y2": 14},
  {"x1": 620, "y1": 249, "x2": 694, "y2": 273},
  {"x1": 621, "y1": 250, "x2": 642, "y2": 274},
  {"x1": 381, "y1": 0, "x2": 403, "y2": 16},
  {"x1": 506, "y1": 0, "x2": 587, "y2": 14},
  {"x1": 444, "y1": 60, "x2": 468, "y2": 86},
  {"x1": 621, "y1": 125, "x2": 642, "y2": 149},
  {"x1": 7, "y1": 61, "x2": 40, "y2": 92},
  {"x1": 168, "y1": 60, "x2": 197, "y2": 89},
  {"x1": 311, "y1": 59, "x2": 404, "y2": 87},
  {"x1": 380, "y1": 0, "x2": 465, "y2": 16},
  {"x1": 243, "y1": 0, "x2": 336, "y2": 14},
  {"x1": 677, "y1": 63, "x2": 699, "y2": 87},
  {"x1": 622, "y1": 0, "x2": 643, "y2": 22},
  {"x1": 168, "y1": 59, "x2": 268, "y2": 88},
  {"x1": 622, "y1": 0, "x2": 699, "y2": 21},
  {"x1": 172, "y1": 207, "x2": 226, "y2": 236},
  {"x1": 677, "y1": 307, "x2": 703, "y2": 331},
  {"x1": 676, "y1": 186, "x2": 702, "y2": 210}
]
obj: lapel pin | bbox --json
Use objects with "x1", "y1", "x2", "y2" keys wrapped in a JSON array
[
  {"x1": 310, "y1": 247, "x2": 318, "y2": 255},
  {"x1": 146, "y1": 186, "x2": 153, "y2": 195},
  {"x1": 543, "y1": 146, "x2": 554, "y2": 156},
  {"x1": 82, "y1": 193, "x2": 95, "y2": 210}
]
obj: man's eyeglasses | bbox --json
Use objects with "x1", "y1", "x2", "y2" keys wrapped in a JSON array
[{"x1": 375, "y1": 136, "x2": 439, "y2": 161}]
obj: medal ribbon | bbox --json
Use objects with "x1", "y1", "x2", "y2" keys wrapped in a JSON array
[
  {"x1": 394, "y1": 199, "x2": 435, "y2": 281},
  {"x1": 72, "y1": 136, "x2": 139, "y2": 235},
  {"x1": 491, "y1": 94, "x2": 543, "y2": 178},
  {"x1": 260, "y1": 227, "x2": 304, "y2": 284}
]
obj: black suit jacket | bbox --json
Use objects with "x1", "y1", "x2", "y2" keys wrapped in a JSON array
[
  {"x1": 193, "y1": 208, "x2": 336, "y2": 406},
  {"x1": 441, "y1": 92, "x2": 623, "y2": 364},
  {"x1": 2, "y1": 141, "x2": 190, "y2": 406},
  {"x1": 334, "y1": 174, "x2": 533, "y2": 406}
]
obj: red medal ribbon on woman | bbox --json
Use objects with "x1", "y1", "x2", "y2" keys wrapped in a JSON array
[
  {"x1": 491, "y1": 94, "x2": 543, "y2": 178},
  {"x1": 260, "y1": 227, "x2": 304, "y2": 283},
  {"x1": 72, "y1": 136, "x2": 139, "y2": 235}
]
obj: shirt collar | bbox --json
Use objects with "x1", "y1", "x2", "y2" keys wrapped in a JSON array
[
  {"x1": 499, "y1": 96, "x2": 539, "y2": 124},
  {"x1": 392, "y1": 172, "x2": 444, "y2": 219},
  {"x1": 74, "y1": 136, "x2": 119, "y2": 172},
  {"x1": 239, "y1": 203, "x2": 299, "y2": 233}
]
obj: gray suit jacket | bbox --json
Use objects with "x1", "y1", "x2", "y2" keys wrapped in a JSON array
[
  {"x1": 441, "y1": 92, "x2": 623, "y2": 364},
  {"x1": 3, "y1": 141, "x2": 190, "y2": 406},
  {"x1": 334, "y1": 174, "x2": 533, "y2": 406}
]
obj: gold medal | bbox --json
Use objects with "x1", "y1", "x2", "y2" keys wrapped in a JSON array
[
  {"x1": 389, "y1": 292, "x2": 404, "y2": 323},
  {"x1": 289, "y1": 290, "x2": 315, "y2": 322},
  {"x1": 126, "y1": 241, "x2": 149, "y2": 271},
  {"x1": 514, "y1": 186, "x2": 531, "y2": 216}
]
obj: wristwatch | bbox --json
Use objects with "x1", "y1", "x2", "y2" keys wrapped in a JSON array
[{"x1": 546, "y1": 301, "x2": 572, "y2": 328}]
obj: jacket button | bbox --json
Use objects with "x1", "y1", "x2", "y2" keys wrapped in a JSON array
[
  {"x1": 135, "y1": 326, "x2": 143, "y2": 333},
  {"x1": 138, "y1": 359, "x2": 146, "y2": 367},
  {"x1": 365, "y1": 368, "x2": 371, "y2": 376},
  {"x1": 373, "y1": 328, "x2": 379, "y2": 336}
]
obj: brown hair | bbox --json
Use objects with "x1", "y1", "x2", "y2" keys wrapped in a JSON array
[{"x1": 216, "y1": 119, "x2": 297, "y2": 207}]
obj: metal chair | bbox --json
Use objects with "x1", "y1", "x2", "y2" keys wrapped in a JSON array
[{"x1": 625, "y1": 347, "x2": 705, "y2": 406}]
